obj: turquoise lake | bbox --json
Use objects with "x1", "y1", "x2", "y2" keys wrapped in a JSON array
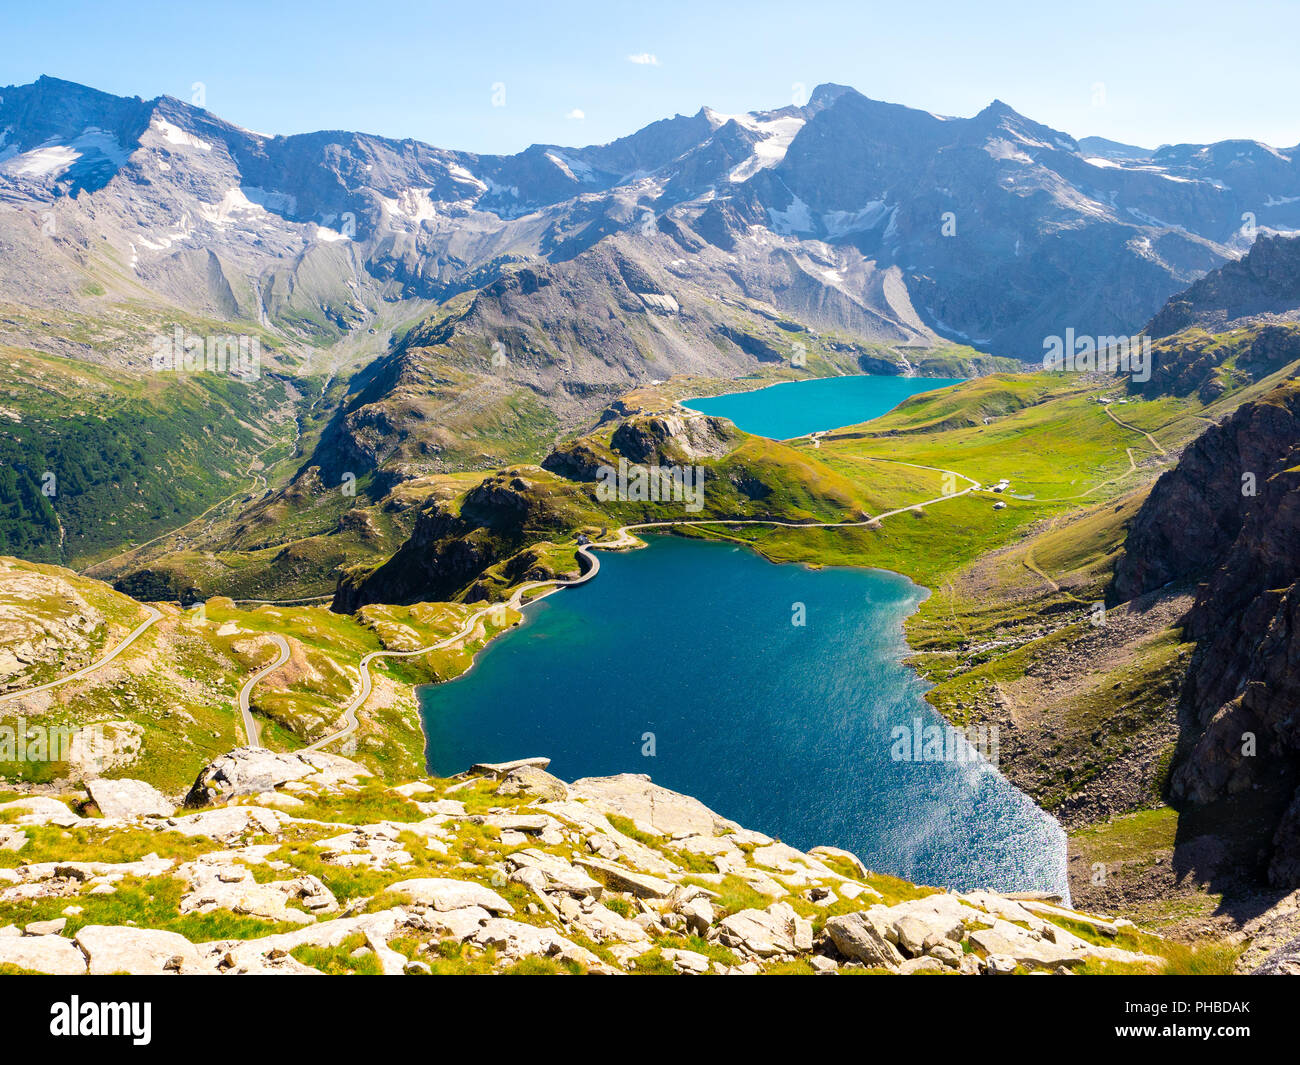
[
  {"x1": 682, "y1": 374, "x2": 965, "y2": 439},
  {"x1": 420, "y1": 536, "x2": 1068, "y2": 895}
]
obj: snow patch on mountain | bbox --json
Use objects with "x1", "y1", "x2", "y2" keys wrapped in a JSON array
[
  {"x1": 447, "y1": 162, "x2": 487, "y2": 191},
  {"x1": 137, "y1": 220, "x2": 195, "y2": 252},
  {"x1": 727, "y1": 116, "x2": 806, "y2": 183},
  {"x1": 0, "y1": 128, "x2": 128, "y2": 181},
  {"x1": 4, "y1": 145, "x2": 78, "y2": 177},
  {"x1": 71, "y1": 128, "x2": 128, "y2": 165},
  {"x1": 823, "y1": 201, "x2": 893, "y2": 238},
  {"x1": 545, "y1": 151, "x2": 596, "y2": 183},
  {"x1": 199, "y1": 187, "x2": 276, "y2": 227},
  {"x1": 484, "y1": 178, "x2": 519, "y2": 199},
  {"x1": 242, "y1": 186, "x2": 299, "y2": 216},
  {"x1": 1253, "y1": 142, "x2": 1293, "y2": 162},
  {"x1": 314, "y1": 224, "x2": 349, "y2": 242},
  {"x1": 767, "y1": 194, "x2": 815, "y2": 235},
  {"x1": 1125, "y1": 205, "x2": 1186, "y2": 232},
  {"x1": 379, "y1": 188, "x2": 438, "y2": 224},
  {"x1": 984, "y1": 138, "x2": 1034, "y2": 164},
  {"x1": 150, "y1": 119, "x2": 212, "y2": 152}
]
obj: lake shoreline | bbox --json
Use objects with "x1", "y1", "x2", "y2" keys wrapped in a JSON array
[
  {"x1": 680, "y1": 372, "x2": 965, "y2": 441},
  {"x1": 416, "y1": 532, "x2": 1069, "y2": 897}
]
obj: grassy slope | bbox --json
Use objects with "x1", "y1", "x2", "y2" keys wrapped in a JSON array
[
  {"x1": 0, "y1": 338, "x2": 298, "y2": 568},
  {"x1": 664, "y1": 373, "x2": 1140, "y2": 588},
  {"x1": 0, "y1": 556, "x2": 524, "y2": 789}
]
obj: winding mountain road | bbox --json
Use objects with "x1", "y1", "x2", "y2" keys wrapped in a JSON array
[
  {"x1": 1104, "y1": 405, "x2": 1167, "y2": 456},
  {"x1": 612, "y1": 466, "x2": 980, "y2": 537},
  {"x1": 0, "y1": 605, "x2": 163, "y2": 705},
  {"x1": 301, "y1": 557, "x2": 609, "y2": 753},
  {"x1": 236, "y1": 633, "x2": 290, "y2": 748}
]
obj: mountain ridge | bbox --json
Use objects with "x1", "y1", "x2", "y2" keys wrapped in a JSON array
[{"x1": 6, "y1": 74, "x2": 1299, "y2": 360}]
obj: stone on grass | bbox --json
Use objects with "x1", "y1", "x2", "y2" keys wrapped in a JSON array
[{"x1": 87, "y1": 778, "x2": 173, "y2": 819}]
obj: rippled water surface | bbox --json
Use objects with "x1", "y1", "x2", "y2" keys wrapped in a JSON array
[{"x1": 420, "y1": 536, "x2": 1067, "y2": 895}]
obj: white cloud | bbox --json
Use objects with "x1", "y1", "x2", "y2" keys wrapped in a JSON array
[
  {"x1": 565, "y1": 109, "x2": 586, "y2": 120},
  {"x1": 627, "y1": 53, "x2": 660, "y2": 66}
]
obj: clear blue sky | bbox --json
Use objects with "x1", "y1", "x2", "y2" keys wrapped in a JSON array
[{"x1": 3, "y1": 0, "x2": 1298, "y2": 154}]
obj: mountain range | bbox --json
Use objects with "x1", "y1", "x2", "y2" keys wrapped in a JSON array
[{"x1": 5, "y1": 74, "x2": 1300, "y2": 368}]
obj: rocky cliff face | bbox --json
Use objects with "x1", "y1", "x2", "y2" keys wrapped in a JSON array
[
  {"x1": 1110, "y1": 384, "x2": 1300, "y2": 598},
  {"x1": 1146, "y1": 234, "x2": 1300, "y2": 338},
  {"x1": 1131, "y1": 237, "x2": 1300, "y2": 402},
  {"x1": 1142, "y1": 324, "x2": 1300, "y2": 402},
  {"x1": 608, "y1": 413, "x2": 737, "y2": 465},
  {"x1": 1109, "y1": 382, "x2": 1300, "y2": 885},
  {"x1": 541, "y1": 411, "x2": 738, "y2": 480}
]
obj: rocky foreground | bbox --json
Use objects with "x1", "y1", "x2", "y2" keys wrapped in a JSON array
[{"x1": 0, "y1": 748, "x2": 1185, "y2": 975}]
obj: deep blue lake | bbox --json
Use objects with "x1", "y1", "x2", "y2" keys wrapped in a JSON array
[
  {"x1": 682, "y1": 373, "x2": 964, "y2": 439},
  {"x1": 419, "y1": 536, "x2": 1067, "y2": 895}
]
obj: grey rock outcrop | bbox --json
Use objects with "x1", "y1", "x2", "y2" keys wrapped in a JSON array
[
  {"x1": 184, "y1": 747, "x2": 370, "y2": 807},
  {"x1": 87, "y1": 778, "x2": 173, "y2": 820},
  {"x1": 0, "y1": 747, "x2": 1178, "y2": 976}
]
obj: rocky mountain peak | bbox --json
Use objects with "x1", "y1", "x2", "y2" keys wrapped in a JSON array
[
  {"x1": 3, "y1": 74, "x2": 1300, "y2": 365},
  {"x1": 807, "y1": 82, "x2": 856, "y2": 108},
  {"x1": 1147, "y1": 234, "x2": 1300, "y2": 337}
]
